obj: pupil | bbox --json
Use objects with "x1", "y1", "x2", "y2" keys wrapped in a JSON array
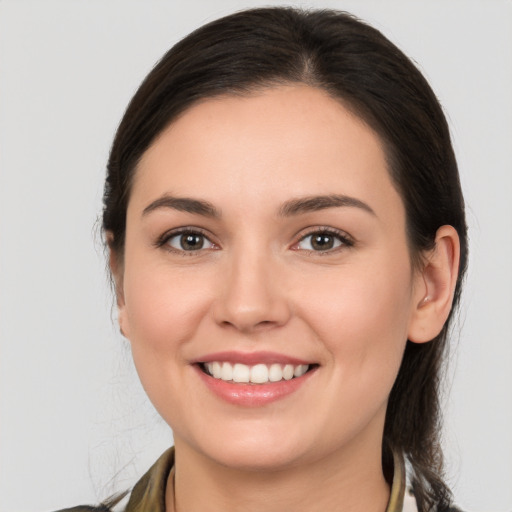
[
  {"x1": 312, "y1": 234, "x2": 333, "y2": 250},
  {"x1": 181, "y1": 233, "x2": 203, "y2": 250}
]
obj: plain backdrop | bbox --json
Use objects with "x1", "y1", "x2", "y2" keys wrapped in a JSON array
[{"x1": 0, "y1": 1, "x2": 511, "y2": 511}]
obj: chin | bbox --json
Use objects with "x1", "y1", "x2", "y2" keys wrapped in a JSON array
[
  {"x1": 211, "y1": 443, "x2": 305, "y2": 472},
  {"x1": 183, "y1": 426, "x2": 309, "y2": 472}
]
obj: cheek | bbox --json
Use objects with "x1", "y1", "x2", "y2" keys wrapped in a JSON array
[
  {"x1": 122, "y1": 259, "x2": 215, "y2": 355},
  {"x1": 121, "y1": 260, "x2": 218, "y2": 420},
  {"x1": 295, "y1": 255, "x2": 413, "y2": 376}
]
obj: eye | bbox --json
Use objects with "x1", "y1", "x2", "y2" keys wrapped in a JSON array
[
  {"x1": 295, "y1": 229, "x2": 352, "y2": 252},
  {"x1": 165, "y1": 230, "x2": 216, "y2": 252}
]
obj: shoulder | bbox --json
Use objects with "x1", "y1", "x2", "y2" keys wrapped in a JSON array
[{"x1": 49, "y1": 447, "x2": 174, "y2": 512}]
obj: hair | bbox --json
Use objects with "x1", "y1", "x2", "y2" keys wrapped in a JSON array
[{"x1": 103, "y1": 7, "x2": 467, "y2": 511}]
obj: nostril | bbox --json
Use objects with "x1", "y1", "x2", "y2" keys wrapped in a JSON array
[
  {"x1": 212, "y1": 268, "x2": 291, "y2": 331},
  {"x1": 218, "y1": 318, "x2": 281, "y2": 333}
]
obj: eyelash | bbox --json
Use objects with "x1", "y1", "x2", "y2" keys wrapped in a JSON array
[
  {"x1": 155, "y1": 226, "x2": 354, "y2": 254},
  {"x1": 293, "y1": 227, "x2": 354, "y2": 254},
  {"x1": 155, "y1": 227, "x2": 218, "y2": 255}
]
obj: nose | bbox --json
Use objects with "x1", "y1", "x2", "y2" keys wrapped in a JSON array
[{"x1": 212, "y1": 248, "x2": 291, "y2": 333}]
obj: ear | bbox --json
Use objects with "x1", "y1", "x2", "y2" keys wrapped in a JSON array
[
  {"x1": 408, "y1": 225, "x2": 460, "y2": 343},
  {"x1": 106, "y1": 231, "x2": 128, "y2": 337}
]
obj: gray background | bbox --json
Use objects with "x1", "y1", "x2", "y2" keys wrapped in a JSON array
[{"x1": 1, "y1": 1, "x2": 511, "y2": 511}]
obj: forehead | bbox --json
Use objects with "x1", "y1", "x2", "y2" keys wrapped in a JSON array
[{"x1": 131, "y1": 85, "x2": 402, "y2": 220}]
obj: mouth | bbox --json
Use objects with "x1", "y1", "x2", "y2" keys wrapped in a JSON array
[
  {"x1": 193, "y1": 351, "x2": 318, "y2": 406},
  {"x1": 199, "y1": 361, "x2": 315, "y2": 384}
]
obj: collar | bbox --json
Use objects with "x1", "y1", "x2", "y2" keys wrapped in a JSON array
[{"x1": 124, "y1": 447, "x2": 416, "y2": 512}]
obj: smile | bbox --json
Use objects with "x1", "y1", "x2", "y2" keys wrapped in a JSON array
[
  {"x1": 202, "y1": 362, "x2": 310, "y2": 384},
  {"x1": 194, "y1": 351, "x2": 317, "y2": 406}
]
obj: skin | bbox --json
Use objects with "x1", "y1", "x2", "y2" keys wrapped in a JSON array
[{"x1": 111, "y1": 85, "x2": 459, "y2": 512}]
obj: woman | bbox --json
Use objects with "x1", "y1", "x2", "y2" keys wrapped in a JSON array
[{"x1": 63, "y1": 6, "x2": 467, "y2": 512}]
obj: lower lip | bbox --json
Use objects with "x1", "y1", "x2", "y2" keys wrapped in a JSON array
[{"x1": 194, "y1": 365, "x2": 316, "y2": 407}]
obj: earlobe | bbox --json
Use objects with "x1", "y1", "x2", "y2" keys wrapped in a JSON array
[{"x1": 408, "y1": 225, "x2": 460, "y2": 344}]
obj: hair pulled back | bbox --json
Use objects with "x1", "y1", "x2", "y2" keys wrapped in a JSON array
[{"x1": 103, "y1": 8, "x2": 467, "y2": 511}]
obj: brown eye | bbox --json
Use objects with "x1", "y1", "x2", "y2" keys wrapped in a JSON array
[
  {"x1": 311, "y1": 234, "x2": 335, "y2": 250},
  {"x1": 296, "y1": 231, "x2": 349, "y2": 252},
  {"x1": 167, "y1": 231, "x2": 214, "y2": 251}
]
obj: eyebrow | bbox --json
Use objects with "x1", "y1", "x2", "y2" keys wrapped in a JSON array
[
  {"x1": 142, "y1": 195, "x2": 220, "y2": 218},
  {"x1": 142, "y1": 193, "x2": 375, "y2": 219},
  {"x1": 279, "y1": 194, "x2": 376, "y2": 217}
]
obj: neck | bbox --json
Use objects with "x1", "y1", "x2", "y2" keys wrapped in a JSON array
[{"x1": 167, "y1": 437, "x2": 390, "y2": 512}]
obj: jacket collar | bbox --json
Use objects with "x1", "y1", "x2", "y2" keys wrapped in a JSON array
[{"x1": 125, "y1": 446, "x2": 414, "y2": 512}]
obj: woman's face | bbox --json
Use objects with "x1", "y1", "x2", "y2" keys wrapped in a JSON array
[{"x1": 117, "y1": 85, "x2": 425, "y2": 470}]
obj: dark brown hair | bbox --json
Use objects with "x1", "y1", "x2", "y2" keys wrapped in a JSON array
[{"x1": 103, "y1": 7, "x2": 467, "y2": 511}]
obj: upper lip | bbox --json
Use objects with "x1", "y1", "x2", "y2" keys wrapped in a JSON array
[{"x1": 192, "y1": 351, "x2": 314, "y2": 366}]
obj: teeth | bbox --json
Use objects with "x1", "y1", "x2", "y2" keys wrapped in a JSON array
[
  {"x1": 268, "y1": 363, "x2": 283, "y2": 382},
  {"x1": 221, "y1": 362, "x2": 233, "y2": 381},
  {"x1": 212, "y1": 361, "x2": 222, "y2": 378},
  {"x1": 294, "y1": 364, "x2": 308, "y2": 377},
  {"x1": 283, "y1": 364, "x2": 294, "y2": 380},
  {"x1": 232, "y1": 363, "x2": 250, "y2": 383},
  {"x1": 203, "y1": 362, "x2": 310, "y2": 384},
  {"x1": 250, "y1": 364, "x2": 269, "y2": 383}
]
